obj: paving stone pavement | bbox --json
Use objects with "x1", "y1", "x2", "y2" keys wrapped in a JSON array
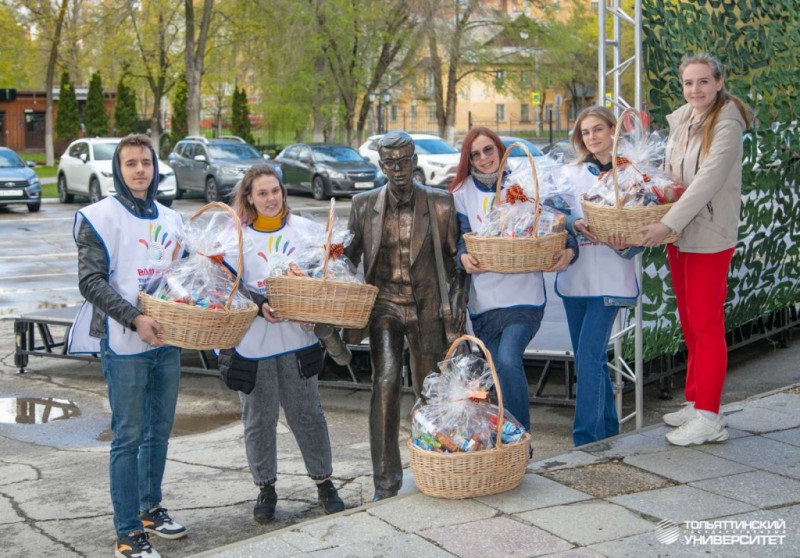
[{"x1": 202, "y1": 387, "x2": 800, "y2": 557}]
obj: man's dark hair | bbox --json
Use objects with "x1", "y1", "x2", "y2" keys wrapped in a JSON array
[{"x1": 378, "y1": 131, "x2": 414, "y2": 152}]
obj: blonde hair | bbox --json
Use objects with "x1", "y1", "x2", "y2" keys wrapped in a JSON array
[
  {"x1": 570, "y1": 106, "x2": 617, "y2": 162},
  {"x1": 679, "y1": 53, "x2": 750, "y2": 159}
]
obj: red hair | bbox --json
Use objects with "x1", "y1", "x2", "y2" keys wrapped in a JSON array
[{"x1": 449, "y1": 127, "x2": 506, "y2": 193}]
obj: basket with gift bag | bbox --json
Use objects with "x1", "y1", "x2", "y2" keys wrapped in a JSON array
[
  {"x1": 266, "y1": 198, "x2": 379, "y2": 329},
  {"x1": 463, "y1": 142, "x2": 568, "y2": 273},
  {"x1": 137, "y1": 202, "x2": 259, "y2": 350},
  {"x1": 580, "y1": 108, "x2": 685, "y2": 246},
  {"x1": 406, "y1": 334, "x2": 532, "y2": 499}
]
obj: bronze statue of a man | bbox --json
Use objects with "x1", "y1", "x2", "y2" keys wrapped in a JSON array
[{"x1": 345, "y1": 131, "x2": 466, "y2": 501}]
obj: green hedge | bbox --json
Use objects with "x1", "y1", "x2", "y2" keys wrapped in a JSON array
[{"x1": 638, "y1": 0, "x2": 800, "y2": 360}]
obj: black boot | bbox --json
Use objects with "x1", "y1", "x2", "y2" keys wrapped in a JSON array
[
  {"x1": 317, "y1": 479, "x2": 345, "y2": 514},
  {"x1": 254, "y1": 484, "x2": 277, "y2": 523},
  {"x1": 372, "y1": 489, "x2": 398, "y2": 502}
]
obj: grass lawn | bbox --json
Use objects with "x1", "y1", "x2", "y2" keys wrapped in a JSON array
[
  {"x1": 41, "y1": 183, "x2": 58, "y2": 199},
  {"x1": 34, "y1": 166, "x2": 58, "y2": 179}
]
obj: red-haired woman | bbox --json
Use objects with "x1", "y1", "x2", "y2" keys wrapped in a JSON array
[{"x1": 450, "y1": 127, "x2": 577, "y2": 432}]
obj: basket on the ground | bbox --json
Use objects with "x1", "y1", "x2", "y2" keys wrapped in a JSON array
[
  {"x1": 580, "y1": 108, "x2": 678, "y2": 246},
  {"x1": 407, "y1": 334, "x2": 531, "y2": 499},
  {"x1": 463, "y1": 142, "x2": 567, "y2": 273},
  {"x1": 266, "y1": 198, "x2": 378, "y2": 329},
  {"x1": 138, "y1": 202, "x2": 258, "y2": 350}
]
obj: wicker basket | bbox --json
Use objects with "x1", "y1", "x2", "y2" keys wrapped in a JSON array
[
  {"x1": 266, "y1": 198, "x2": 378, "y2": 329},
  {"x1": 464, "y1": 142, "x2": 567, "y2": 272},
  {"x1": 407, "y1": 335, "x2": 531, "y2": 499},
  {"x1": 138, "y1": 202, "x2": 259, "y2": 350},
  {"x1": 580, "y1": 108, "x2": 678, "y2": 246}
]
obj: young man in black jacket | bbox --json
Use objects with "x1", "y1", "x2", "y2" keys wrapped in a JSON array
[{"x1": 70, "y1": 134, "x2": 187, "y2": 558}]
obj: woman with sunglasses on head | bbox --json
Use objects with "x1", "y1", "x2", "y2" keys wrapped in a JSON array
[
  {"x1": 449, "y1": 127, "x2": 577, "y2": 432},
  {"x1": 557, "y1": 106, "x2": 642, "y2": 447},
  {"x1": 637, "y1": 53, "x2": 749, "y2": 447}
]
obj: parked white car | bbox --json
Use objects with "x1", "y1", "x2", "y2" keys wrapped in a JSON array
[
  {"x1": 57, "y1": 138, "x2": 177, "y2": 205},
  {"x1": 359, "y1": 133, "x2": 460, "y2": 188}
]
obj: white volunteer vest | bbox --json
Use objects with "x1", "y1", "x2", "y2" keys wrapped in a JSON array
[
  {"x1": 68, "y1": 197, "x2": 183, "y2": 355},
  {"x1": 556, "y1": 164, "x2": 638, "y2": 299},
  {"x1": 231, "y1": 216, "x2": 319, "y2": 359},
  {"x1": 453, "y1": 176, "x2": 546, "y2": 315}
]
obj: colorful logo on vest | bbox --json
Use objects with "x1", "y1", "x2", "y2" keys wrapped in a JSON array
[
  {"x1": 139, "y1": 223, "x2": 173, "y2": 262},
  {"x1": 256, "y1": 234, "x2": 296, "y2": 263},
  {"x1": 475, "y1": 194, "x2": 496, "y2": 224}
]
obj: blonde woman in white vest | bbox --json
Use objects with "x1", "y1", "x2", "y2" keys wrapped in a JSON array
[
  {"x1": 637, "y1": 53, "x2": 750, "y2": 447},
  {"x1": 558, "y1": 107, "x2": 642, "y2": 446}
]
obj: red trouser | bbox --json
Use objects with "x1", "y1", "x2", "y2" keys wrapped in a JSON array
[{"x1": 667, "y1": 245, "x2": 735, "y2": 413}]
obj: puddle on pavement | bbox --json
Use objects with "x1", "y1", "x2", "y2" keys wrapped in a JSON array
[
  {"x1": 97, "y1": 411, "x2": 241, "y2": 441},
  {"x1": 0, "y1": 397, "x2": 81, "y2": 424}
]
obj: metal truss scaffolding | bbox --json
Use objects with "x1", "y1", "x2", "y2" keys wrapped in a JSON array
[{"x1": 598, "y1": 0, "x2": 644, "y2": 430}]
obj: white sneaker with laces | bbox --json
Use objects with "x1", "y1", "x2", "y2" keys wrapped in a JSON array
[
  {"x1": 666, "y1": 413, "x2": 729, "y2": 446},
  {"x1": 662, "y1": 402, "x2": 696, "y2": 427}
]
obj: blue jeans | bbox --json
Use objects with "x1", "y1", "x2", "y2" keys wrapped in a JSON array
[
  {"x1": 562, "y1": 297, "x2": 620, "y2": 446},
  {"x1": 100, "y1": 339, "x2": 181, "y2": 536},
  {"x1": 482, "y1": 323, "x2": 537, "y2": 432}
]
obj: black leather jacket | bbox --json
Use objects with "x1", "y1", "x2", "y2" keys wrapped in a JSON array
[{"x1": 76, "y1": 145, "x2": 164, "y2": 338}]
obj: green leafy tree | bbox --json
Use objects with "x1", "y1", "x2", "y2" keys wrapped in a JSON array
[
  {"x1": 55, "y1": 70, "x2": 80, "y2": 141},
  {"x1": 231, "y1": 86, "x2": 255, "y2": 144},
  {"x1": 171, "y1": 73, "x2": 188, "y2": 139},
  {"x1": 84, "y1": 72, "x2": 108, "y2": 136},
  {"x1": 114, "y1": 68, "x2": 139, "y2": 136}
]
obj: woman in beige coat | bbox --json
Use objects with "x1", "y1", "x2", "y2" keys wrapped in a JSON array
[{"x1": 638, "y1": 53, "x2": 749, "y2": 447}]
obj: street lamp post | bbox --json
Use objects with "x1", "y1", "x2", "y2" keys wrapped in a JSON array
[{"x1": 370, "y1": 91, "x2": 392, "y2": 134}]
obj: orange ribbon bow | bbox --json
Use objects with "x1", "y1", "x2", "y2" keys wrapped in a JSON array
[
  {"x1": 505, "y1": 184, "x2": 529, "y2": 204},
  {"x1": 328, "y1": 243, "x2": 344, "y2": 259}
]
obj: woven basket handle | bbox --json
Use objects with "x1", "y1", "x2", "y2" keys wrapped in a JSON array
[
  {"x1": 180, "y1": 201, "x2": 245, "y2": 312},
  {"x1": 611, "y1": 108, "x2": 643, "y2": 210},
  {"x1": 320, "y1": 197, "x2": 336, "y2": 281},
  {"x1": 494, "y1": 141, "x2": 541, "y2": 233},
  {"x1": 443, "y1": 334, "x2": 508, "y2": 448}
]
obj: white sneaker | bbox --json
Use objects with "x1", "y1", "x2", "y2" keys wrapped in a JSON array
[
  {"x1": 666, "y1": 413, "x2": 729, "y2": 446},
  {"x1": 663, "y1": 402, "x2": 696, "y2": 427}
]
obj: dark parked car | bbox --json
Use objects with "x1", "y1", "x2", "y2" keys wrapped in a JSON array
[
  {"x1": 168, "y1": 136, "x2": 282, "y2": 202},
  {"x1": 276, "y1": 143, "x2": 386, "y2": 200},
  {"x1": 0, "y1": 147, "x2": 42, "y2": 212}
]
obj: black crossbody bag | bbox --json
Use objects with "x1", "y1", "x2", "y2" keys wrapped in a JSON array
[
  {"x1": 296, "y1": 344, "x2": 325, "y2": 379},
  {"x1": 217, "y1": 348, "x2": 259, "y2": 394}
]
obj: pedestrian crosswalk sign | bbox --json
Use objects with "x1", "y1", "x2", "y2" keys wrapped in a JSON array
[
  {"x1": 531, "y1": 92, "x2": 541, "y2": 106},
  {"x1": 605, "y1": 93, "x2": 613, "y2": 108}
]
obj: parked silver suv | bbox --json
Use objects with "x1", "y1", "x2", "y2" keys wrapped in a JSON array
[{"x1": 168, "y1": 136, "x2": 282, "y2": 202}]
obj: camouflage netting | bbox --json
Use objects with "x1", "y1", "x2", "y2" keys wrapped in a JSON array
[{"x1": 637, "y1": 0, "x2": 800, "y2": 360}]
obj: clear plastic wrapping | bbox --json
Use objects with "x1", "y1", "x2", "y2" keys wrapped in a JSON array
[
  {"x1": 410, "y1": 352, "x2": 526, "y2": 453},
  {"x1": 584, "y1": 114, "x2": 686, "y2": 207},
  {"x1": 271, "y1": 215, "x2": 365, "y2": 283},
  {"x1": 476, "y1": 162, "x2": 567, "y2": 238},
  {"x1": 143, "y1": 211, "x2": 253, "y2": 309}
]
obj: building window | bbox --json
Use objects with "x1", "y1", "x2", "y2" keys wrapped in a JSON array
[
  {"x1": 410, "y1": 103, "x2": 417, "y2": 122},
  {"x1": 390, "y1": 105, "x2": 398, "y2": 122},
  {"x1": 496, "y1": 104, "x2": 505, "y2": 122},
  {"x1": 494, "y1": 70, "x2": 506, "y2": 91},
  {"x1": 520, "y1": 104, "x2": 530, "y2": 122},
  {"x1": 427, "y1": 103, "x2": 437, "y2": 122},
  {"x1": 426, "y1": 71, "x2": 435, "y2": 97}
]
